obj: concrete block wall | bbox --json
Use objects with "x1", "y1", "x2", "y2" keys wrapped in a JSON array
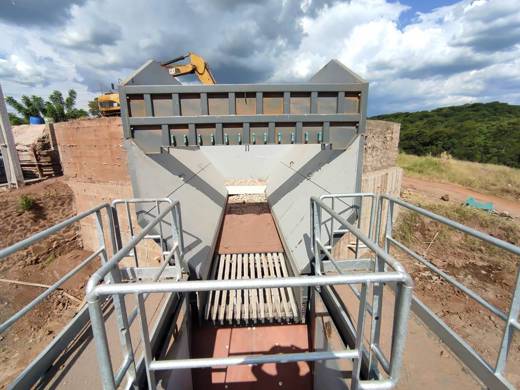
[
  {"x1": 54, "y1": 118, "x2": 161, "y2": 266},
  {"x1": 363, "y1": 120, "x2": 400, "y2": 174}
]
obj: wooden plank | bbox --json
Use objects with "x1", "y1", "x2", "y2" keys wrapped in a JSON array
[
  {"x1": 243, "y1": 253, "x2": 249, "y2": 322},
  {"x1": 273, "y1": 252, "x2": 292, "y2": 321},
  {"x1": 267, "y1": 253, "x2": 282, "y2": 320},
  {"x1": 261, "y1": 253, "x2": 274, "y2": 321},
  {"x1": 255, "y1": 253, "x2": 265, "y2": 322},
  {"x1": 235, "y1": 253, "x2": 242, "y2": 322},
  {"x1": 278, "y1": 252, "x2": 299, "y2": 319},
  {"x1": 249, "y1": 254, "x2": 258, "y2": 322},
  {"x1": 227, "y1": 254, "x2": 237, "y2": 324},
  {"x1": 218, "y1": 254, "x2": 231, "y2": 324},
  {"x1": 210, "y1": 254, "x2": 225, "y2": 322}
]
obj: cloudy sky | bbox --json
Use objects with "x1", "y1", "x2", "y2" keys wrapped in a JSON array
[{"x1": 1, "y1": 0, "x2": 520, "y2": 115}]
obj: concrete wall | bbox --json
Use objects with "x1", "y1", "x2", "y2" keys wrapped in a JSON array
[
  {"x1": 363, "y1": 120, "x2": 400, "y2": 173},
  {"x1": 54, "y1": 118, "x2": 160, "y2": 265}
]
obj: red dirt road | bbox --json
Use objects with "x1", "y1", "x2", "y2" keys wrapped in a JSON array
[{"x1": 403, "y1": 176, "x2": 520, "y2": 218}]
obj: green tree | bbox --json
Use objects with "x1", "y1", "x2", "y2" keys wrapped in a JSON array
[
  {"x1": 88, "y1": 97, "x2": 101, "y2": 117},
  {"x1": 8, "y1": 113, "x2": 24, "y2": 125},
  {"x1": 44, "y1": 89, "x2": 88, "y2": 122},
  {"x1": 5, "y1": 95, "x2": 45, "y2": 124},
  {"x1": 371, "y1": 102, "x2": 520, "y2": 168}
]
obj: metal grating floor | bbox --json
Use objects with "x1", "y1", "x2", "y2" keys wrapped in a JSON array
[{"x1": 204, "y1": 252, "x2": 299, "y2": 325}]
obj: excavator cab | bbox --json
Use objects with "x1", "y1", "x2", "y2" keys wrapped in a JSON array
[
  {"x1": 162, "y1": 52, "x2": 216, "y2": 84},
  {"x1": 97, "y1": 92, "x2": 121, "y2": 116}
]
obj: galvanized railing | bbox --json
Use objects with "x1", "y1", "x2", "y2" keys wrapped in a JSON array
[
  {"x1": 0, "y1": 203, "x2": 116, "y2": 335},
  {"x1": 1, "y1": 198, "x2": 183, "y2": 389},
  {"x1": 378, "y1": 195, "x2": 520, "y2": 390},
  {"x1": 318, "y1": 193, "x2": 378, "y2": 259},
  {"x1": 86, "y1": 195, "x2": 412, "y2": 390},
  {"x1": 86, "y1": 199, "x2": 184, "y2": 389},
  {"x1": 311, "y1": 196, "x2": 413, "y2": 388},
  {"x1": 112, "y1": 198, "x2": 184, "y2": 272}
]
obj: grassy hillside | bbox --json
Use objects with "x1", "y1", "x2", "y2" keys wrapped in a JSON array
[
  {"x1": 398, "y1": 153, "x2": 520, "y2": 200},
  {"x1": 372, "y1": 102, "x2": 520, "y2": 168}
]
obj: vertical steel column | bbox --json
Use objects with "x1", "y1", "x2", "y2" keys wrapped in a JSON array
[
  {"x1": 161, "y1": 124, "x2": 170, "y2": 147},
  {"x1": 0, "y1": 84, "x2": 24, "y2": 187},
  {"x1": 171, "y1": 93, "x2": 180, "y2": 116},
  {"x1": 310, "y1": 91, "x2": 318, "y2": 114},
  {"x1": 228, "y1": 92, "x2": 236, "y2": 115},
  {"x1": 351, "y1": 283, "x2": 369, "y2": 390},
  {"x1": 256, "y1": 92, "x2": 263, "y2": 114},
  {"x1": 95, "y1": 210, "x2": 137, "y2": 384},
  {"x1": 495, "y1": 268, "x2": 520, "y2": 374},
  {"x1": 88, "y1": 297, "x2": 116, "y2": 390},
  {"x1": 388, "y1": 282, "x2": 412, "y2": 382},
  {"x1": 337, "y1": 91, "x2": 346, "y2": 113},
  {"x1": 136, "y1": 293, "x2": 157, "y2": 389},
  {"x1": 283, "y1": 92, "x2": 290, "y2": 114},
  {"x1": 144, "y1": 94, "x2": 153, "y2": 117},
  {"x1": 118, "y1": 87, "x2": 131, "y2": 139},
  {"x1": 200, "y1": 93, "x2": 208, "y2": 115},
  {"x1": 188, "y1": 123, "x2": 196, "y2": 145}
]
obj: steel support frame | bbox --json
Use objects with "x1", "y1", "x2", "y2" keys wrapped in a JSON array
[{"x1": 119, "y1": 82, "x2": 369, "y2": 147}]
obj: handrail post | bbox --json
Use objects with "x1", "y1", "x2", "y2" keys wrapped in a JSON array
[
  {"x1": 88, "y1": 296, "x2": 117, "y2": 390},
  {"x1": 95, "y1": 209, "x2": 137, "y2": 384},
  {"x1": 495, "y1": 268, "x2": 520, "y2": 374}
]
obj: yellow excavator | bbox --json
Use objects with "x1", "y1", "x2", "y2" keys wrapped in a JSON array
[
  {"x1": 98, "y1": 52, "x2": 215, "y2": 116},
  {"x1": 161, "y1": 52, "x2": 216, "y2": 85}
]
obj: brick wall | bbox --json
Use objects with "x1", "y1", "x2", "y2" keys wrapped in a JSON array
[{"x1": 54, "y1": 118, "x2": 160, "y2": 266}]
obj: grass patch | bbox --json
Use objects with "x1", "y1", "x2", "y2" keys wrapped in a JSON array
[
  {"x1": 40, "y1": 253, "x2": 56, "y2": 268},
  {"x1": 398, "y1": 153, "x2": 520, "y2": 200},
  {"x1": 18, "y1": 195, "x2": 35, "y2": 212},
  {"x1": 395, "y1": 200, "x2": 520, "y2": 251}
]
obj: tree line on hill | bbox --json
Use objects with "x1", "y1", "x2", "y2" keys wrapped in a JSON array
[{"x1": 371, "y1": 102, "x2": 520, "y2": 168}]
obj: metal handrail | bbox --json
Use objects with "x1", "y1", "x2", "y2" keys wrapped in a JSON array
[
  {"x1": 2, "y1": 198, "x2": 183, "y2": 389},
  {"x1": 84, "y1": 195, "x2": 412, "y2": 390},
  {"x1": 88, "y1": 273, "x2": 410, "y2": 390},
  {"x1": 111, "y1": 198, "x2": 184, "y2": 271},
  {"x1": 0, "y1": 203, "x2": 114, "y2": 334},
  {"x1": 379, "y1": 194, "x2": 520, "y2": 390},
  {"x1": 310, "y1": 195, "x2": 413, "y2": 389},
  {"x1": 0, "y1": 203, "x2": 112, "y2": 259},
  {"x1": 86, "y1": 199, "x2": 184, "y2": 389}
]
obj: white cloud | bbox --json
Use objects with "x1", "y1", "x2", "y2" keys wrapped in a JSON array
[{"x1": 1, "y1": 0, "x2": 520, "y2": 115}]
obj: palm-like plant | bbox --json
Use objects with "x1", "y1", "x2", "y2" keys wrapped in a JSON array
[
  {"x1": 7, "y1": 89, "x2": 88, "y2": 125},
  {"x1": 5, "y1": 95, "x2": 45, "y2": 124},
  {"x1": 45, "y1": 89, "x2": 88, "y2": 122}
]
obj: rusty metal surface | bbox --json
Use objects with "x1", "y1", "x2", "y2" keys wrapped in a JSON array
[
  {"x1": 191, "y1": 324, "x2": 312, "y2": 390},
  {"x1": 216, "y1": 200, "x2": 283, "y2": 254}
]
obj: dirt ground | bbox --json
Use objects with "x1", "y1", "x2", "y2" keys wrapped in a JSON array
[
  {"x1": 397, "y1": 176, "x2": 520, "y2": 386},
  {"x1": 0, "y1": 179, "x2": 95, "y2": 387},
  {"x1": 403, "y1": 176, "x2": 520, "y2": 217}
]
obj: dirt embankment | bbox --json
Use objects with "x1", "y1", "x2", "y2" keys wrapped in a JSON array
[
  {"x1": 394, "y1": 190, "x2": 520, "y2": 386},
  {"x1": 0, "y1": 179, "x2": 95, "y2": 387}
]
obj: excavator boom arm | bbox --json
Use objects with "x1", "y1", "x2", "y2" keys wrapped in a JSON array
[{"x1": 162, "y1": 52, "x2": 216, "y2": 84}]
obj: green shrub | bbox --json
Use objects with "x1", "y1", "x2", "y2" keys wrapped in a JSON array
[{"x1": 18, "y1": 195, "x2": 35, "y2": 212}]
